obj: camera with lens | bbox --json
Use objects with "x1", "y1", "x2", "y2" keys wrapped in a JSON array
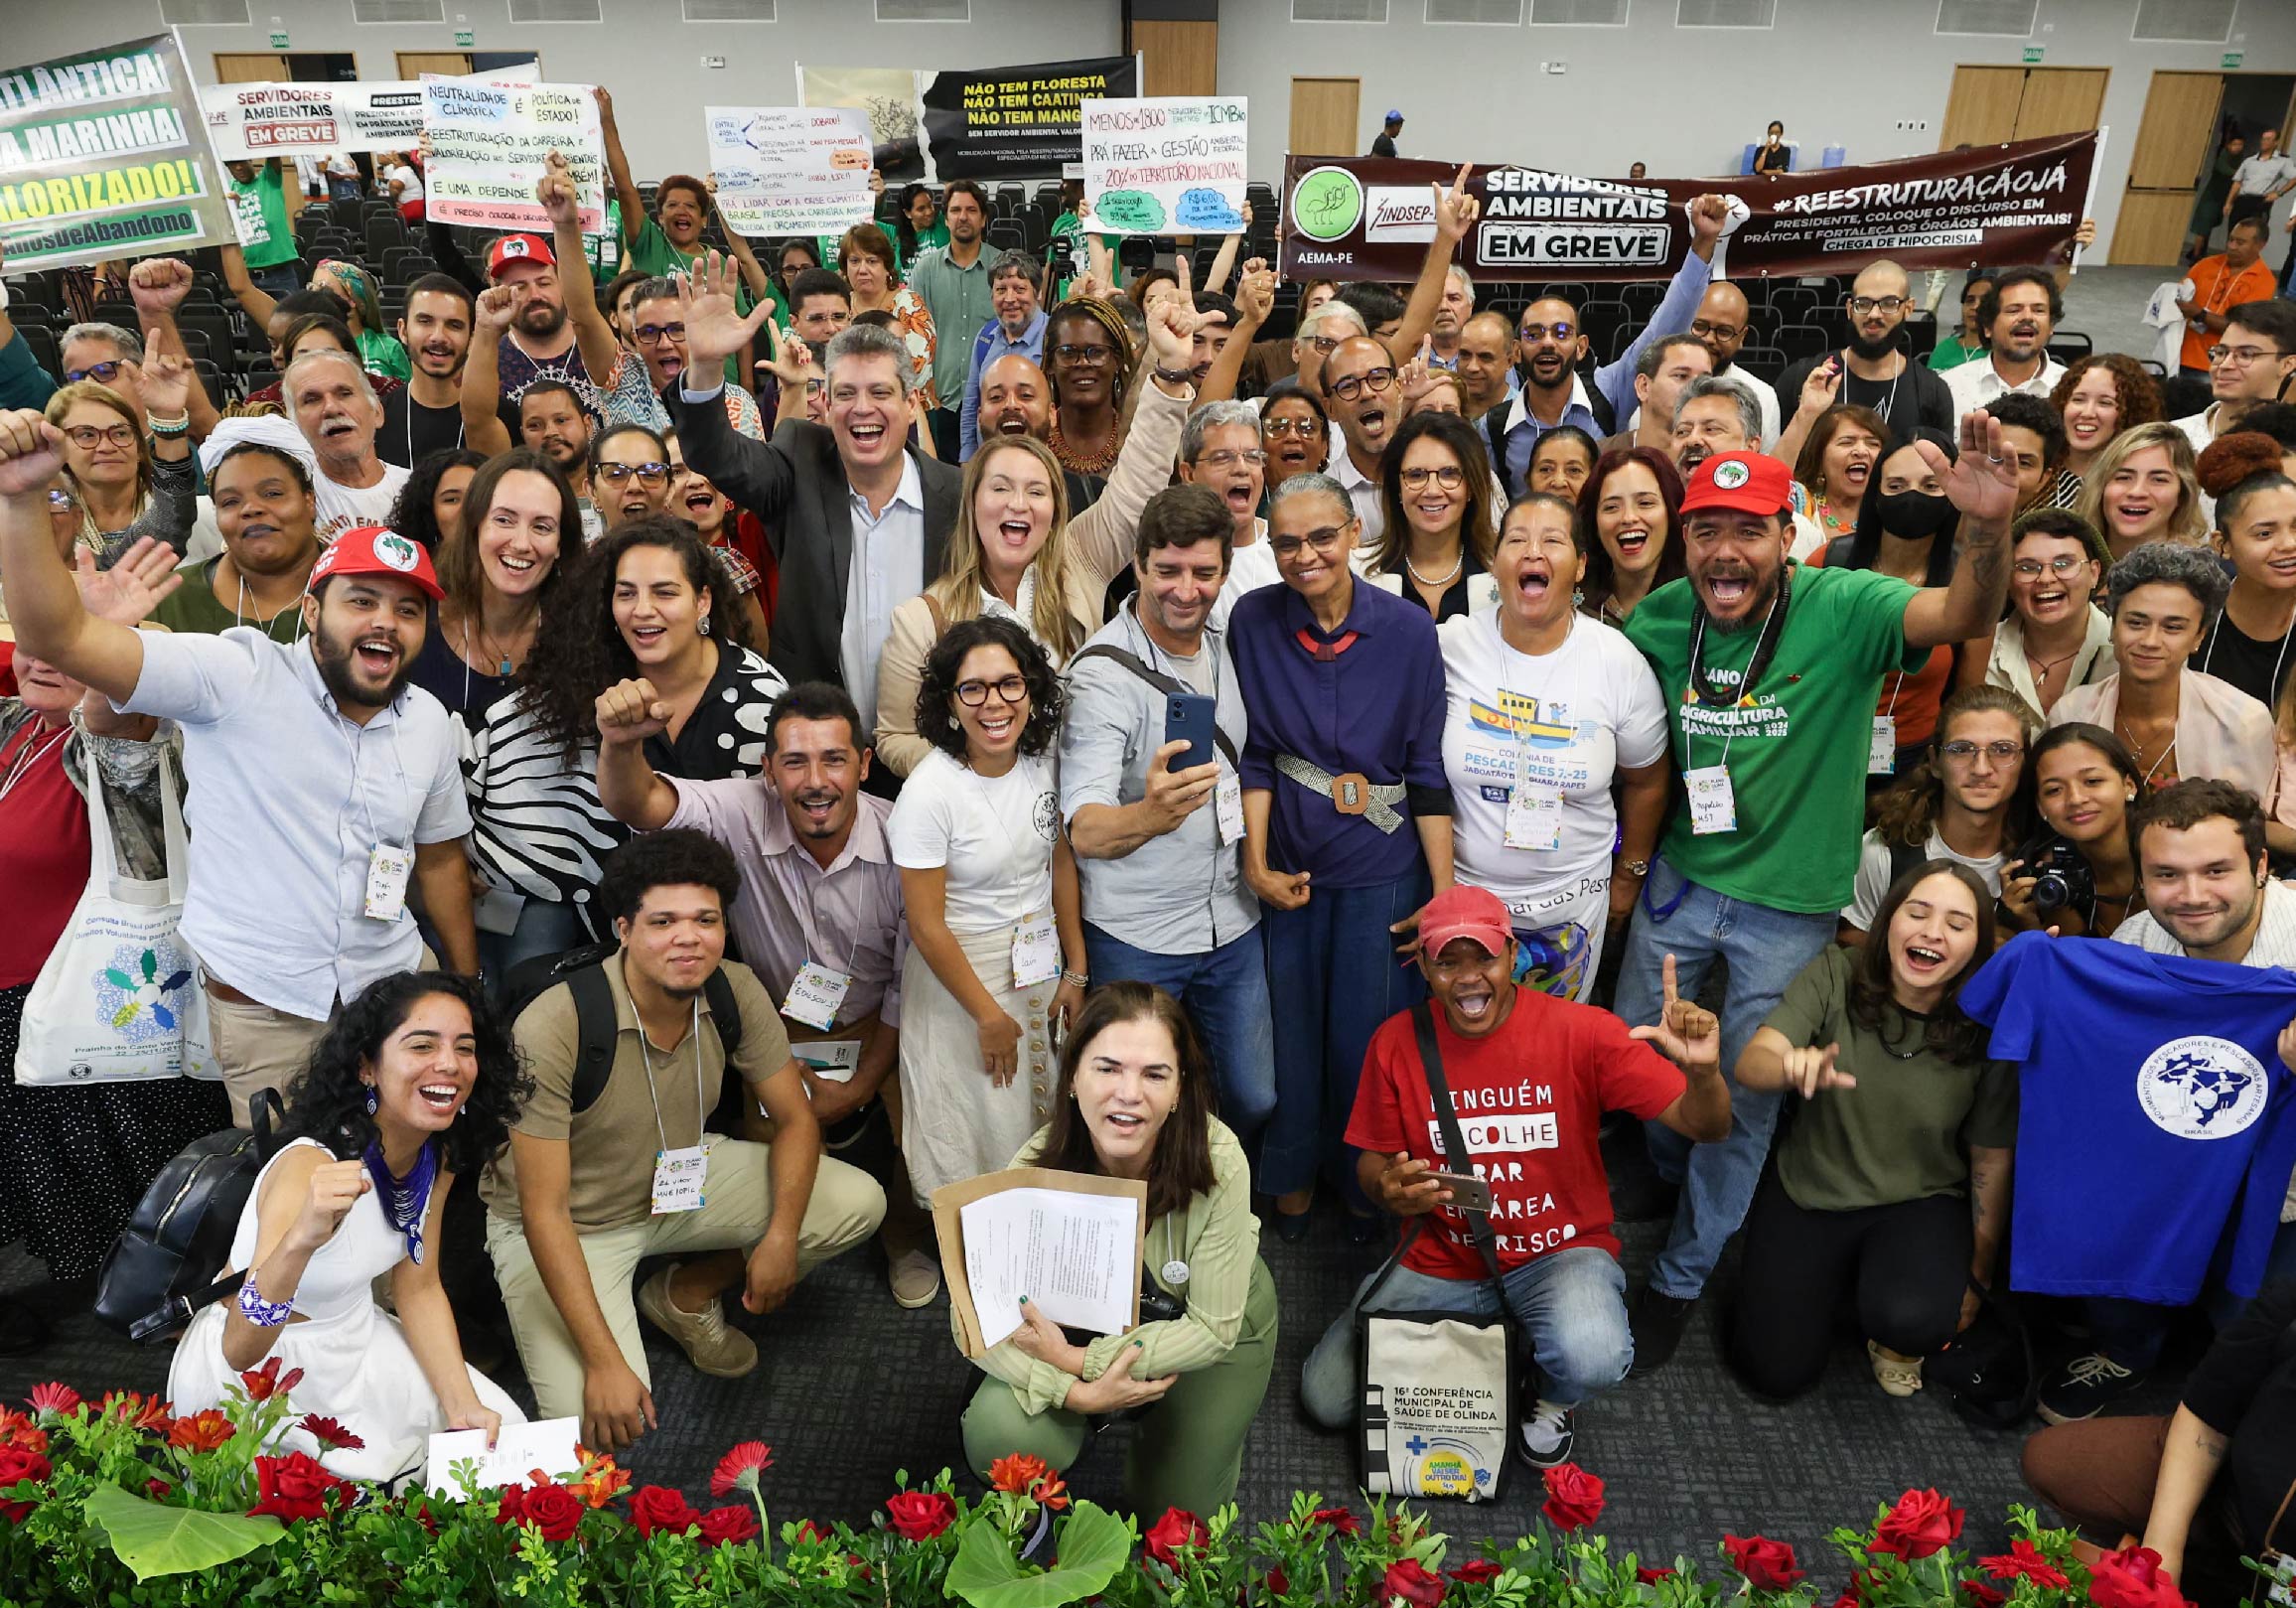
[{"x1": 2013, "y1": 834, "x2": 2093, "y2": 919}]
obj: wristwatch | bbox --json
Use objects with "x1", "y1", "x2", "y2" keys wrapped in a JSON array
[{"x1": 1619, "y1": 857, "x2": 1651, "y2": 878}]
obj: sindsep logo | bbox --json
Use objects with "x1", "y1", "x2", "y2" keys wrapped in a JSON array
[{"x1": 2135, "y1": 1036, "x2": 2267, "y2": 1140}]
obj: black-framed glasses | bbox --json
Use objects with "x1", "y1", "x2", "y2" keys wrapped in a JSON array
[
  {"x1": 1939, "y1": 740, "x2": 2024, "y2": 763},
  {"x1": 64, "y1": 360, "x2": 127, "y2": 383},
  {"x1": 1052, "y1": 343, "x2": 1114, "y2": 366},
  {"x1": 1848, "y1": 296, "x2": 1908, "y2": 316},
  {"x1": 1270, "y1": 525, "x2": 1350, "y2": 559},
  {"x1": 634, "y1": 322, "x2": 685, "y2": 346},
  {"x1": 1263, "y1": 416, "x2": 1322, "y2": 437},
  {"x1": 2014, "y1": 555, "x2": 2092, "y2": 577},
  {"x1": 1326, "y1": 366, "x2": 1396, "y2": 403},
  {"x1": 1400, "y1": 465, "x2": 1465, "y2": 491},
  {"x1": 1689, "y1": 318, "x2": 1742, "y2": 343},
  {"x1": 1518, "y1": 322, "x2": 1575, "y2": 343},
  {"x1": 63, "y1": 423, "x2": 137, "y2": 450},
  {"x1": 954, "y1": 674, "x2": 1029, "y2": 707},
  {"x1": 597, "y1": 462, "x2": 670, "y2": 487}
]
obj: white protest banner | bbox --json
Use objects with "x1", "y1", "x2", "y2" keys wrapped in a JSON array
[
  {"x1": 200, "y1": 80, "x2": 424, "y2": 161},
  {"x1": 421, "y1": 74, "x2": 603, "y2": 233},
  {"x1": 1080, "y1": 94, "x2": 1246, "y2": 237},
  {"x1": 705, "y1": 105, "x2": 872, "y2": 239}
]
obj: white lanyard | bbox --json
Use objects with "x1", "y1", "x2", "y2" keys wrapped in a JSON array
[
  {"x1": 0, "y1": 722, "x2": 70, "y2": 804},
  {"x1": 2202, "y1": 608, "x2": 2296, "y2": 704},
  {"x1": 634, "y1": 996, "x2": 707, "y2": 1156}
]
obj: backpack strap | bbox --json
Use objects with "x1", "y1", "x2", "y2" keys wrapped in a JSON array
[
  {"x1": 1067, "y1": 644, "x2": 1239, "y2": 770},
  {"x1": 703, "y1": 966, "x2": 743, "y2": 1060},
  {"x1": 567, "y1": 963, "x2": 620, "y2": 1116},
  {"x1": 1485, "y1": 408, "x2": 1515, "y2": 499},
  {"x1": 1411, "y1": 1002, "x2": 1507, "y2": 1291},
  {"x1": 1887, "y1": 833, "x2": 1929, "y2": 891},
  {"x1": 924, "y1": 591, "x2": 948, "y2": 641}
]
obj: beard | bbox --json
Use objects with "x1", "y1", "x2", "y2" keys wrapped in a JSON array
[
  {"x1": 312, "y1": 619, "x2": 416, "y2": 710},
  {"x1": 516, "y1": 301, "x2": 568, "y2": 338},
  {"x1": 1848, "y1": 328, "x2": 1899, "y2": 363}
]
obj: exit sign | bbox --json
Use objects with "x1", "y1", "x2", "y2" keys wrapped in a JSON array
[
  {"x1": 269, "y1": 27, "x2": 289, "y2": 48},
  {"x1": 456, "y1": 27, "x2": 475, "y2": 46},
  {"x1": 2224, "y1": 51, "x2": 2243, "y2": 68},
  {"x1": 2022, "y1": 45, "x2": 2043, "y2": 63}
]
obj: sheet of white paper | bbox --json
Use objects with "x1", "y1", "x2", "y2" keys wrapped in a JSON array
[
  {"x1": 425, "y1": 1415, "x2": 582, "y2": 1501},
  {"x1": 960, "y1": 1186, "x2": 1138, "y2": 1350},
  {"x1": 705, "y1": 105, "x2": 874, "y2": 239}
]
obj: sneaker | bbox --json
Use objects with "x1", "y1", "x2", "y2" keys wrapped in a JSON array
[
  {"x1": 2037, "y1": 1353, "x2": 2144, "y2": 1425},
  {"x1": 888, "y1": 1248, "x2": 941, "y2": 1309},
  {"x1": 1513, "y1": 1397, "x2": 1575, "y2": 1468},
  {"x1": 637, "y1": 1263, "x2": 759, "y2": 1380},
  {"x1": 1627, "y1": 1287, "x2": 1696, "y2": 1378},
  {"x1": 1867, "y1": 1340, "x2": 1925, "y2": 1398}
]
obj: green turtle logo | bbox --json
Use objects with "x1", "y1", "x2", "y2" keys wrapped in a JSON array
[
  {"x1": 1292, "y1": 165, "x2": 1363, "y2": 243},
  {"x1": 1711, "y1": 459, "x2": 1751, "y2": 491}
]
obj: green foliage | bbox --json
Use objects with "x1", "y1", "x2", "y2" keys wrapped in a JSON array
[
  {"x1": 947, "y1": 1499, "x2": 1133, "y2": 1608},
  {"x1": 81, "y1": 1483, "x2": 285, "y2": 1582}
]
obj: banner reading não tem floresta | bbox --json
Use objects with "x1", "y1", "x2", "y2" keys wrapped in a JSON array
[
  {"x1": 0, "y1": 32, "x2": 236, "y2": 273},
  {"x1": 1281, "y1": 131, "x2": 2098, "y2": 282}
]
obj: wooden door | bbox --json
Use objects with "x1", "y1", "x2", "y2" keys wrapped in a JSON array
[
  {"x1": 2014, "y1": 68, "x2": 2108, "y2": 139},
  {"x1": 1939, "y1": 67, "x2": 2025, "y2": 149},
  {"x1": 1134, "y1": 21, "x2": 1218, "y2": 98},
  {"x1": 1290, "y1": 77, "x2": 1359, "y2": 162},
  {"x1": 214, "y1": 53, "x2": 287, "y2": 83},
  {"x1": 2111, "y1": 70, "x2": 2225, "y2": 265},
  {"x1": 396, "y1": 52, "x2": 474, "y2": 79}
]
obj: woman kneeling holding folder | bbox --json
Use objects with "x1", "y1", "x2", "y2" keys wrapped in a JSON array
[{"x1": 958, "y1": 982, "x2": 1276, "y2": 1519}]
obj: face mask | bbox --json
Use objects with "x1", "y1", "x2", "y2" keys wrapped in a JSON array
[{"x1": 1878, "y1": 490, "x2": 1956, "y2": 540}]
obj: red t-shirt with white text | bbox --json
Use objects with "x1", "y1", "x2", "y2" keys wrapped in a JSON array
[{"x1": 1346, "y1": 993, "x2": 1685, "y2": 1280}]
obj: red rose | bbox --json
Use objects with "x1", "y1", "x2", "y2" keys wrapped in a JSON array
[
  {"x1": 1830, "y1": 1592, "x2": 1861, "y2": 1608},
  {"x1": 698, "y1": 1505, "x2": 759, "y2": 1548},
  {"x1": 1267, "y1": 1566, "x2": 1292, "y2": 1596},
  {"x1": 1540, "y1": 1464, "x2": 1606, "y2": 1533},
  {"x1": 1310, "y1": 1505, "x2": 1362, "y2": 1535},
  {"x1": 495, "y1": 1482, "x2": 526, "y2": 1526},
  {"x1": 1725, "y1": 1535, "x2": 1806, "y2": 1592},
  {"x1": 1872, "y1": 1489, "x2": 1966, "y2": 1562},
  {"x1": 2089, "y1": 1546, "x2": 2192, "y2": 1608},
  {"x1": 515, "y1": 1480, "x2": 586, "y2": 1543},
  {"x1": 628, "y1": 1484, "x2": 701, "y2": 1539},
  {"x1": 1638, "y1": 1565, "x2": 1677, "y2": 1584},
  {"x1": 0, "y1": 1446, "x2": 53, "y2": 1523},
  {"x1": 1981, "y1": 1540, "x2": 2071, "y2": 1590},
  {"x1": 146, "y1": 1479, "x2": 172, "y2": 1501},
  {"x1": 246, "y1": 1451, "x2": 349, "y2": 1524},
  {"x1": 1962, "y1": 1578, "x2": 2007, "y2": 1608},
  {"x1": 1144, "y1": 1507, "x2": 1209, "y2": 1570},
  {"x1": 1449, "y1": 1559, "x2": 1503, "y2": 1584},
  {"x1": 886, "y1": 1490, "x2": 957, "y2": 1541},
  {"x1": 1384, "y1": 1557, "x2": 1446, "y2": 1608}
]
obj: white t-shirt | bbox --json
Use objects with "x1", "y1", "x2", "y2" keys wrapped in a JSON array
[
  {"x1": 385, "y1": 163, "x2": 424, "y2": 204},
  {"x1": 1439, "y1": 609, "x2": 1667, "y2": 920},
  {"x1": 887, "y1": 749, "x2": 1059, "y2": 935},
  {"x1": 1840, "y1": 827, "x2": 2007, "y2": 931},
  {"x1": 1211, "y1": 527, "x2": 1281, "y2": 631},
  {"x1": 314, "y1": 461, "x2": 413, "y2": 548}
]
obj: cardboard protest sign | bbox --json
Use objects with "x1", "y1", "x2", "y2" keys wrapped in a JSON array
[
  {"x1": 0, "y1": 31, "x2": 234, "y2": 272},
  {"x1": 421, "y1": 74, "x2": 603, "y2": 234},
  {"x1": 1081, "y1": 95, "x2": 1248, "y2": 237},
  {"x1": 1282, "y1": 132, "x2": 2099, "y2": 282},
  {"x1": 704, "y1": 105, "x2": 872, "y2": 239}
]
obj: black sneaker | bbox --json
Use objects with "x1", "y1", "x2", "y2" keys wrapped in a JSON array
[
  {"x1": 2037, "y1": 1353, "x2": 2146, "y2": 1425},
  {"x1": 1627, "y1": 1287, "x2": 1696, "y2": 1377},
  {"x1": 1513, "y1": 1397, "x2": 1575, "y2": 1469}
]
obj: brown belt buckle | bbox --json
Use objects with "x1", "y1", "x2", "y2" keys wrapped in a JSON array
[{"x1": 1332, "y1": 772, "x2": 1369, "y2": 815}]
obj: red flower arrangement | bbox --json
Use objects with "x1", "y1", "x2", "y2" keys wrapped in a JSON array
[
  {"x1": 709, "y1": 1440, "x2": 773, "y2": 1499},
  {"x1": 986, "y1": 1452, "x2": 1070, "y2": 1511},
  {"x1": 1448, "y1": 1558, "x2": 1503, "y2": 1584},
  {"x1": 235, "y1": 1358, "x2": 304, "y2": 1403},
  {"x1": 166, "y1": 1409, "x2": 236, "y2": 1453},
  {"x1": 1383, "y1": 1556, "x2": 1446, "y2": 1607},
  {"x1": 627, "y1": 1485, "x2": 701, "y2": 1539},
  {"x1": 246, "y1": 1451, "x2": 350, "y2": 1524},
  {"x1": 2087, "y1": 1544, "x2": 2194, "y2": 1608},
  {"x1": 96, "y1": 1391, "x2": 172, "y2": 1431},
  {"x1": 496, "y1": 1476, "x2": 585, "y2": 1543},
  {"x1": 0, "y1": 1445, "x2": 53, "y2": 1523},
  {"x1": 1540, "y1": 1463, "x2": 1606, "y2": 1533},
  {"x1": 886, "y1": 1489, "x2": 957, "y2": 1541},
  {"x1": 1725, "y1": 1534, "x2": 1806, "y2": 1591},
  {"x1": 1872, "y1": 1489, "x2": 1966, "y2": 1561},
  {"x1": 26, "y1": 1383, "x2": 79, "y2": 1418},
  {"x1": 1144, "y1": 1507, "x2": 1208, "y2": 1569},
  {"x1": 1310, "y1": 1505, "x2": 1362, "y2": 1535},
  {"x1": 1980, "y1": 1539, "x2": 2072, "y2": 1589},
  {"x1": 0, "y1": 1410, "x2": 46, "y2": 1455}
]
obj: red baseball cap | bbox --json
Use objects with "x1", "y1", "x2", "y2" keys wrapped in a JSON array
[
  {"x1": 308, "y1": 525, "x2": 444, "y2": 602},
  {"x1": 1417, "y1": 885, "x2": 1513, "y2": 959},
  {"x1": 487, "y1": 232, "x2": 556, "y2": 279},
  {"x1": 1679, "y1": 451, "x2": 1794, "y2": 519}
]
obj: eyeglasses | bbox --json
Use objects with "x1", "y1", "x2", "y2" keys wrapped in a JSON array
[
  {"x1": 1518, "y1": 322, "x2": 1575, "y2": 344},
  {"x1": 1263, "y1": 416, "x2": 1322, "y2": 437},
  {"x1": 1400, "y1": 465, "x2": 1465, "y2": 491},
  {"x1": 2209, "y1": 344, "x2": 2283, "y2": 367},
  {"x1": 1270, "y1": 525, "x2": 1350, "y2": 559},
  {"x1": 2014, "y1": 555, "x2": 2092, "y2": 577},
  {"x1": 1326, "y1": 365, "x2": 1397, "y2": 403},
  {"x1": 1197, "y1": 449, "x2": 1266, "y2": 470},
  {"x1": 954, "y1": 674, "x2": 1029, "y2": 707},
  {"x1": 1306, "y1": 335, "x2": 1343, "y2": 354},
  {"x1": 64, "y1": 360, "x2": 127, "y2": 383},
  {"x1": 1848, "y1": 296, "x2": 1908, "y2": 316},
  {"x1": 1052, "y1": 343, "x2": 1115, "y2": 366},
  {"x1": 597, "y1": 462, "x2": 670, "y2": 487},
  {"x1": 1689, "y1": 318, "x2": 1741, "y2": 343},
  {"x1": 1939, "y1": 740, "x2": 2024, "y2": 763},
  {"x1": 633, "y1": 322, "x2": 686, "y2": 346},
  {"x1": 62, "y1": 423, "x2": 138, "y2": 450}
]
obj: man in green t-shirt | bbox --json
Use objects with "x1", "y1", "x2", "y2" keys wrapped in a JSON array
[
  {"x1": 226, "y1": 159, "x2": 302, "y2": 298},
  {"x1": 1611, "y1": 437, "x2": 2018, "y2": 1375}
]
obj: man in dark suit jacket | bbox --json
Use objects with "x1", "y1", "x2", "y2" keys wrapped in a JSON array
[{"x1": 669, "y1": 260, "x2": 961, "y2": 727}]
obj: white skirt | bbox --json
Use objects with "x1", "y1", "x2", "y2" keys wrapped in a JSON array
[{"x1": 897, "y1": 919, "x2": 1057, "y2": 1206}]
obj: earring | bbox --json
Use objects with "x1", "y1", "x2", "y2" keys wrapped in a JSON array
[
  {"x1": 363, "y1": 1085, "x2": 378, "y2": 1115},
  {"x1": 698, "y1": 616, "x2": 712, "y2": 637}
]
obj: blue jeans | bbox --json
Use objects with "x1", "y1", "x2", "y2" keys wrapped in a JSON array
[
  {"x1": 477, "y1": 898, "x2": 588, "y2": 1004},
  {"x1": 1300, "y1": 1244, "x2": 1632, "y2": 1425},
  {"x1": 1613, "y1": 858, "x2": 1835, "y2": 1300},
  {"x1": 1260, "y1": 866, "x2": 1430, "y2": 1206},
  {"x1": 1084, "y1": 922, "x2": 1275, "y2": 1151},
  {"x1": 248, "y1": 262, "x2": 303, "y2": 300}
]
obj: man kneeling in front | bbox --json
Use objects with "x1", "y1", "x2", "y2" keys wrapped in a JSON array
[
  {"x1": 485, "y1": 831, "x2": 885, "y2": 1452},
  {"x1": 1299, "y1": 885, "x2": 1730, "y2": 1468}
]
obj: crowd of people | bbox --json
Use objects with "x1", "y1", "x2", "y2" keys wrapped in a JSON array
[{"x1": 4, "y1": 104, "x2": 2296, "y2": 1599}]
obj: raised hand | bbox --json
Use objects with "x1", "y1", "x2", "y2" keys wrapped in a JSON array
[
  {"x1": 1797, "y1": 355, "x2": 1843, "y2": 418},
  {"x1": 1145, "y1": 292, "x2": 1205, "y2": 369},
  {"x1": 1629, "y1": 953, "x2": 1722, "y2": 1071},
  {"x1": 1433, "y1": 164, "x2": 1480, "y2": 243},
  {"x1": 590, "y1": 84, "x2": 615, "y2": 123},
  {"x1": 1235, "y1": 258, "x2": 1275, "y2": 327},
  {"x1": 474, "y1": 283, "x2": 527, "y2": 337},
  {"x1": 535, "y1": 149, "x2": 579, "y2": 229},
  {"x1": 291, "y1": 1158, "x2": 373, "y2": 1252},
  {"x1": 676, "y1": 250, "x2": 773, "y2": 374},
  {"x1": 1926, "y1": 410, "x2": 2021, "y2": 525},
  {"x1": 1398, "y1": 335, "x2": 1437, "y2": 403},
  {"x1": 128, "y1": 257, "x2": 194, "y2": 318},
  {"x1": 1779, "y1": 1041, "x2": 1855, "y2": 1098},
  {"x1": 75, "y1": 537, "x2": 184, "y2": 626},
  {"x1": 1689, "y1": 194, "x2": 1732, "y2": 245},
  {"x1": 0, "y1": 409, "x2": 66, "y2": 497},
  {"x1": 757, "y1": 317, "x2": 808, "y2": 387},
  {"x1": 595, "y1": 676, "x2": 671, "y2": 746},
  {"x1": 140, "y1": 352, "x2": 193, "y2": 418}
]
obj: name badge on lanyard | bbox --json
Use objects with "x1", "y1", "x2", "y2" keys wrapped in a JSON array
[
  {"x1": 651, "y1": 1145, "x2": 708, "y2": 1214},
  {"x1": 364, "y1": 843, "x2": 413, "y2": 921},
  {"x1": 1012, "y1": 908, "x2": 1062, "y2": 989},
  {"x1": 782, "y1": 960, "x2": 851, "y2": 1032},
  {"x1": 1869, "y1": 715, "x2": 1897, "y2": 776},
  {"x1": 1216, "y1": 773, "x2": 1244, "y2": 845},
  {"x1": 1685, "y1": 766, "x2": 1738, "y2": 836}
]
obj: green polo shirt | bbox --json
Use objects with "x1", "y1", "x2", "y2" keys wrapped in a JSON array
[{"x1": 906, "y1": 242, "x2": 995, "y2": 411}]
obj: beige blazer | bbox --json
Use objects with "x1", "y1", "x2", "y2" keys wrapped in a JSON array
[{"x1": 2049, "y1": 666, "x2": 2277, "y2": 801}]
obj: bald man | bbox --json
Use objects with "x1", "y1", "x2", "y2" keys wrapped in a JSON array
[
  {"x1": 1772, "y1": 258, "x2": 1955, "y2": 467},
  {"x1": 1690, "y1": 281, "x2": 1779, "y2": 446},
  {"x1": 1455, "y1": 311, "x2": 1518, "y2": 425}
]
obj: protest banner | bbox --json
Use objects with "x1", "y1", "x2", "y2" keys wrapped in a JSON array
[
  {"x1": 796, "y1": 65, "x2": 925, "y2": 182},
  {"x1": 0, "y1": 31, "x2": 235, "y2": 272},
  {"x1": 920, "y1": 55, "x2": 1139, "y2": 182},
  {"x1": 705, "y1": 105, "x2": 872, "y2": 239},
  {"x1": 1279, "y1": 131, "x2": 2099, "y2": 283},
  {"x1": 1081, "y1": 95, "x2": 1248, "y2": 237},
  {"x1": 421, "y1": 74, "x2": 604, "y2": 234},
  {"x1": 199, "y1": 80, "x2": 424, "y2": 162}
]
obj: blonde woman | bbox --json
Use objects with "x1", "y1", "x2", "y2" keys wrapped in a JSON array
[
  {"x1": 44, "y1": 365, "x2": 196, "y2": 566},
  {"x1": 2075, "y1": 422, "x2": 2209, "y2": 561},
  {"x1": 839, "y1": 222, "x2": 937, "y2": 402}
]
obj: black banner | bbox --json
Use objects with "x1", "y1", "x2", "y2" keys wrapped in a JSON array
[{"x1": 921, "y1": 54, "x2": 1138, "y2": 182}]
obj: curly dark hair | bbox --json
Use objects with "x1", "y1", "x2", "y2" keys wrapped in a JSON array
[
  {"x1": 2048, "y1": 354, "x2": 2166, "y2": 438},
  {"x1": 279, "y1": 971, "x2": 530, "y2": 1180},
  {"x1": 1846, "y1": 860, "x2": 1995, "y2": 1065},
  {"x1": 1575, "y1": 446, "x2": 1686, "y2": 616},
  {"x1": 386, "y1": 446, "x2": 487, "y2": 553},
  {"x1": 914, "y1": 615, "x2": 1064, "y2": 763},
  {"x1": 596, "y1": 828, "x2": 740, "y2": 929},
  {"x1": 518, "y1": 515, "x2": 759, "y2": 762}
]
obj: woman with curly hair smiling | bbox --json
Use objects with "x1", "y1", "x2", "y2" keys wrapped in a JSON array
[
  {"x1": 887, "y1": 616, "x2": 1085, "y2": 1202},
  {"x1": 2050, "y1": 354, "x2": 2165, "y2": 490},
  {"x1": 167, "y1": 972, "x2": 531, "y2": 1482}
]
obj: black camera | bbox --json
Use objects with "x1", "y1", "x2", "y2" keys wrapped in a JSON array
[{"x1": 2013, "y1": 834, "x2": 2093, "y2": 918}]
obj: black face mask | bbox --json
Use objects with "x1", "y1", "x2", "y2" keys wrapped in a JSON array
[{"x1": 1878, "y1": 490, "x2": 1956, "y2": 540}]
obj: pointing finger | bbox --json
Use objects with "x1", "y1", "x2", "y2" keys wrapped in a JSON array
[{"x1": 1660, "y1": 951, "x2": 1679, "y2": 1006}]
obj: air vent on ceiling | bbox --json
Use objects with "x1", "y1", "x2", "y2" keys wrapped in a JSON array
[
  {"x1": 1532, "y1": 0, "x2": 1631, "y2": 23},
  {"x1": 1429, "y1": 0, "x2": 1525, "y2": 22},
  {"x1": 1676, "y1": 0, "x2": 1774, "y2": 25},
  {"x1": 2132, "y1": 0, "x2": 2235, "y2": 43},
  {"x1": 1293, "y1": 0, "x2": 1389, "y2": 19},
  {"x1": 878, "y1": 0, "x2": 969, "y2": 16},
  {"x1": 684, "y1": 0, "x2": 775, "y2": 15},
  {"x1": 1936, "y1": 0, "x2": 2037, "y2": 36},
  {"x1": 352, "y1": 0, "x2": 447, "y2": 20},
  {"x1": 160, "y1": 0, "x2": 251, "y2": 23},
  {"x1": 507, "y1": 0, "x2": 603, "y2": 19}
]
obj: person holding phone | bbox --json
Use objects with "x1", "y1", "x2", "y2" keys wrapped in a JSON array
[
  {"x1": 1062, "y1": 485, "x2": 1275, "y2": 1152},
  {"x1": 1298, "y1": 885, "x2": 1730, "y2": 1469}
]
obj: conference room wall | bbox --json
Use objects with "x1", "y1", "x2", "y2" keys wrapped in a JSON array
[
  {"x1": 6, "y1": 0, "x2": 1120, "y2": 185},
  {"x1": 1219, "y1": 0, "x2": 2296, "y2": 268}
]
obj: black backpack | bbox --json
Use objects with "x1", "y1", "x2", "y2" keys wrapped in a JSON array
[
  {"x1": 498, "y1": 943, "x2": 744, "y2": 1117},
  {"x1": 1926, "y1": 1276, "x2": 2038, "y2": 1429},
  {"x1": 96, "y1": 1089, "x2": 286, "y2": 1343}
]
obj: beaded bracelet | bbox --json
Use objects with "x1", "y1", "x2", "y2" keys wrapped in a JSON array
[
  {"x1": 148, "y1": 413, "x2": 192, "y2": 437},
  {"x1": 235, "y1": 1278, "x2": 293, "y2": 1328}
]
